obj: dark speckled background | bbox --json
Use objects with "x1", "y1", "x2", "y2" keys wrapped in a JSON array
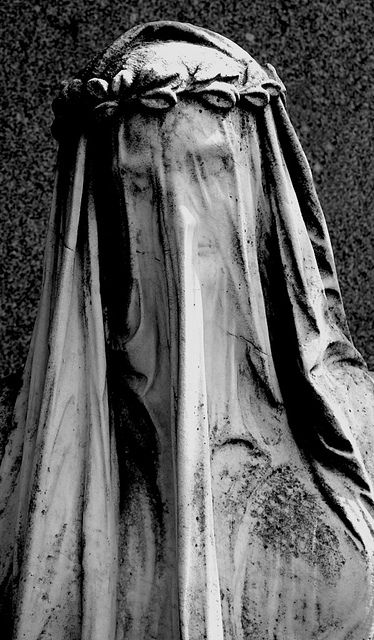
[{"x1": 0, "y1": 0, "x2": 373, "y2": 376}]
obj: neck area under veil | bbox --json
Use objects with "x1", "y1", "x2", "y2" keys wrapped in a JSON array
[{"x1": 2, "y1": 20, "x2": 374, "y2": 640}]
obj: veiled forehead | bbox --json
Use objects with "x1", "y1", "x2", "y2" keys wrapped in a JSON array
[{"x1": 121, "y1": 41, "x2": 246, "y2": 90}]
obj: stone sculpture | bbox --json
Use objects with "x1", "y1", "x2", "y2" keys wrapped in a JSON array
[{"x1": 1, "y1": 20, "x2": 374, "y2": 640}]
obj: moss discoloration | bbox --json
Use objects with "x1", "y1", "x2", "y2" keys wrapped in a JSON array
[{"x1": 250, "y1": 465, "x2": 345, "y2": 584}]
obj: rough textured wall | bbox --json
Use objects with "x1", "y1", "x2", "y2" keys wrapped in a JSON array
[{"x1": 0, "y1": 0, "x2": 373, "y2": 376}]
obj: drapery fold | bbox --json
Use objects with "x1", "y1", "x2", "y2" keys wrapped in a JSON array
[
  {"x1": 0, "y1": 136, "x2": 119, "y2": 639},
  {"x1": 262, "y1": 102, "x2": 374, "y2": 546}
]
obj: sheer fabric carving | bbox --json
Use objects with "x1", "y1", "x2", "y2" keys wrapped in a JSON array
[{"x1": 1, "y1": 21, "x2": 374, "y2": 640}]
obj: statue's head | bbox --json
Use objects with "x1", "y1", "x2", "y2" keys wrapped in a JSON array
[
  {"x1": 48, "y1": 22, "x2": 288, "y2": 350},
  {"x1": 51, "y1": 21, "x2": 285, "y2": 140}
]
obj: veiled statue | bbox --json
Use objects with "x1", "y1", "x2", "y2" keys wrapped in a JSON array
[{"x1": 1, "y1": 21, "x2": 374, "y2": 640}]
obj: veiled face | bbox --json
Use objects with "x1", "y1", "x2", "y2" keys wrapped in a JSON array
[
  {"x1": 116, "y1": 100, "x2": 262, "y2": 297},
  {"x1": 114, "y1": 99, "x2": 274, "y2": 412},
  {"x1": 110, "y1": 41, "x2": 269, "y2": 336}
]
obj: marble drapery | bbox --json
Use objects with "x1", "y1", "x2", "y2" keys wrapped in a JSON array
[{"x1": 1, "y1": 21, "x2": 374, "y2": 640}]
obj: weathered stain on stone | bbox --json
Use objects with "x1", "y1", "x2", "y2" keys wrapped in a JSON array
[{"x1": 250, "y1": 465, "x2": 345, "y2": 585}]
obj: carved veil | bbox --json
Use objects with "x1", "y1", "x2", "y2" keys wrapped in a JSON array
[{"x1": 1, "y1": 21, "x2": 374, "y2": 640}]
